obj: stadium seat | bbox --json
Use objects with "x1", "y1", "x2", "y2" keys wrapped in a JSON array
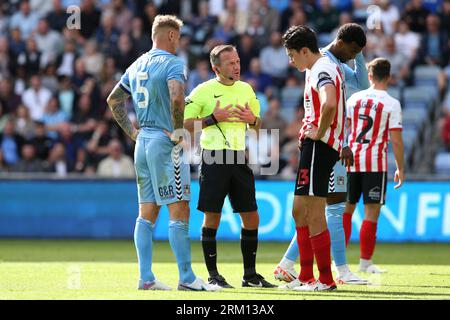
[
  {"x1": 414, "y1": 65, "x2": 441, "y2": 87},
  {"x1": 434, "y1": 152, "x2": 450, "y2": 173},
  {"x1": 281, "y1": 86, "x2": 302, "y2": 110},
  {"x1": 403, "y1": 87, "x2": 435, "y2": 109},
  {"x1": 387, "y1": 86, "x2": 401, "y2": 100}
]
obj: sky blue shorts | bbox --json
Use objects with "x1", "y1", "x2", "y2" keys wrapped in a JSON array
[
  {"x1": 328, "y1": 161, "x2": 347, "y2": 194},
  {"x1": 134, "y1": 133, "x2": 190, "y2": 205}
]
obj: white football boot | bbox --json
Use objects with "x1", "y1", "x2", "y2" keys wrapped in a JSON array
[
  {"x1": 177, "y1": 277, "x2": 223, "y2": 291},
  {"x1": 293, "y1": 280, "x2": 337, "y2": 292},
  {"x1": 278, "y1": 277, "x2": 315, "y2": 290},
  {"x1": 138, "y1": 279, "x2": 172, "y2": 290},
  {"x1": 274, "y1": 264, "x2": 298, "y2": 283},
  {"x1": 336, "y1": 271, "x2": 370, "y2": 285}
]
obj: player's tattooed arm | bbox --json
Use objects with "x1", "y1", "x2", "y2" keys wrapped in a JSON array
[
  {"x1": 168, "y1": 79, "x2": 185, "y2": 131},
  {"x1": 106, "y1": 83, "x2": 139, "y2": 141}
]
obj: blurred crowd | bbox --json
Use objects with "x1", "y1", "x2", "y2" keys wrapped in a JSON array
[{"x1": 0, "y1": 0, "x2": 449, "y2": 178}]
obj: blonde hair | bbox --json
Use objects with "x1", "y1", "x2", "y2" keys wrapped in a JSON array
[{"x1": 151, "y1": 15, "x2": 183, "y2": 41}]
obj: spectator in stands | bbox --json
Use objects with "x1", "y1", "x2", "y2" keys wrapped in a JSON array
[
  {"x1": 244, "y1": 57, "x2": 273, "y2": 93},
  {"x1": 97, "y1": 139, "x2": 134, "y2": 178},
  {"x1": 236, "y1": 33, "x2": 259, "y2": 74},
  {"x1": 79, "y1": 0, "x2": 101, "y2": 40},
  {"x1": 177, "y1": 34, "x2": 197, "y2": 73},
  {"x1": 71, "y1": 58, "x2": 92, "y2": 95},
  {"x1": 41, "y1": 64, "x2": 59, "y2": 94},
  {"x1": 57, "y1": 122, "x2": 82, "y2": 168},
  {"x1": 113, "y1": 33, "x2": 137, "y2": 73},
  {"x1": 246, "y1": 14, "x2": 268, "y2": 50},
  {"x1": 9, "y1": 0, "x2": 39, "y2": 40},
  {"x1": 330, "y1": 12, "x2": 353, "y2": 41},
  {"x1": 0, "y1": 78, "x2": 21, "y2": 114},
  {"x1": 0, "y1": 149, "x2": 7, "y2": 172},
  {"x1": 0, "y1": 6, "x2": 9, "y2": 38},
  {"x1": 219, "y1": 0, "x2": 248, "y2": 35},
  {"x1": 247, "y1": 78, "x2": 269, "y2": 116},
  {"x1": 42, "y1": 96, "x2": 68, "y2": 139},
  {"x1": 86, "y1": 119, "x2": 111, "y2": 165},
  {"x1": 0, "y1": 101, "x2": 7, "y2": 132},
  {"x1": 189, "y1": 0, "x2": 217, "y2": 45},
  {"x1": 376, "y1": 0, "x2": 400, "y2": 36},
  {"x1": 14, "y1": 104, "x2": 35, "y2": 139},
  {"x1": 30, "y1": 121, "x2": 54, "y2": 161},
  {"x1": 46, "y1": 0, "x2": 69, "y2": 32},
  {"x1": 12, "y1": 143, "x2": 44, "y2": 172},
  {"x1": 96, "y1": 10, "x2": 120, "y2": 54},
  {"x1": 260, "y1": 31, "x2": 290, "y2": 87},
  {"x1": 80, "y1": 40, "x2": 103, "y2": 78},
  {"x1": 34, "y1": 18, "x2": 63, "y2": 67},
  {"x1": 250, "y1": 0, "x2": 281, "y2": 34},
  {"x1": 395, "y1": 19, "x2": 420, "y2": 63},
  {"x1": 402, "y1": 0, "x2": 430, "y2": 33},
  {"x1": 108, "y1": 0, "x2": 133, "y2": 34},
  {"x1": 261, "y1": 98, "x2": 288, "y2": 144},
  {"x1": 56, "y1": 40, "x2": 78, "y2": 77},
  {"x1": 380, "y1": 36, "x2": 410, "y2": 86},
  {"x1": 310, "y1": 0, "x2": 340, "y2": 41},
  {"x1": 130, "y1": 17, "x2": 152, "y2": 56},
  {"x1": 0, "y1": 36, "x2": 13, "y2": 79},
  {"x1": 438, "y1": 0, "x2": 450, "y2": 35},
  {"x1": 8, "y1": 28, "x2": 26, "y2": 58},
  {"x1": 212, "y1": 14, "x2": 238, "y2": 44},
  {"x1": 22, "y1": 75, "x2": 52, "y2": 121},
  {"x1": 0, "y1": 119, "x2": 24, "y2": 167},
  {"x1": 279, "y1": 146, "x2": 299, "y2": 180},
  {"x1": 45, "y1": 142, "x2": 69, "y2": 176},
  {"x1": 71, "y1": 93, "x2": 97, "y2": 144},
  {"x1": 187, "y1": 58, "x2": 215, "y2": 94},
  {"x1": 415, "y1": 14, "x2": 448, "y2": 67},
  {"x1": 17, "y1": 37, "x2": 42, "y2": 77}
]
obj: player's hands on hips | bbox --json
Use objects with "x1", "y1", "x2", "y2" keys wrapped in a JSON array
[
  {"x1": 213, "y1": 100, "x2": 238, "y2": 122},
  {"x1": 163, "y1": 129, "x2": 183, "y2": 145},
  {"x1": 394, "y1": 168, "x2": 404, "y2": 189},
  {"x1": 304, "y1": 124, "x2": 321, "y2": 140},
  {"x1": 234, "y1": 103, "x2": 256, "y2": 124},
  {"x1": 131, "y1": 128, "x2": 140, "y2": 141},
  {"x1": 341, "y1": 146, "x2": 354, "y2": 167}
]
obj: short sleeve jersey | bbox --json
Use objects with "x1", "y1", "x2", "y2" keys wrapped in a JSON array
[
  {"x1": 119, "y1": 48, "x2": 186, "y2": 136},
  {"x1": 346, "y1": 88, "x2": 402, "y2": 172},
  {"x1": 302, "y1": 56, "x2": 346, "y2": 153},
  {"x1": 184, "y1": 79, "x2": 260, "y2": 150}
]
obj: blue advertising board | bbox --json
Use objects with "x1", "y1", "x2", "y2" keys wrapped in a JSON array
[{"x1": 0, "y1": 180, "x2": 449, "y2": 242}]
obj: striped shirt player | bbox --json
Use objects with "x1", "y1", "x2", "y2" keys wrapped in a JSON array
[
  {"x1": 295, "y1": 55, "x2": 346, "y2": 198},
  {"x1": 346, "y1": 88, "x2": 402, "y2": 204},
  {"x1": 343, "y1": 57, "x2": 404, "y2": 274}
]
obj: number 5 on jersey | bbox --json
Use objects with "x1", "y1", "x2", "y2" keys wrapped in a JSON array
[{"x1": 136, "y1": 71, "x2": 149, "y2": 108}]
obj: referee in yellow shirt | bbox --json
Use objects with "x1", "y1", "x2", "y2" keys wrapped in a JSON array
[{"x1": 184, "y1": 45, "x2": 276, "y2": 289}]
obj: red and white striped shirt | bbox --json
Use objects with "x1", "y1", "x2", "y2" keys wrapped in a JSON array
[
  {"x1": 301, "y1": 56, "x2": 346, "y2": 153},
  {"x1": 347, "y1": 88, "x2": 402, "y2": 172}
]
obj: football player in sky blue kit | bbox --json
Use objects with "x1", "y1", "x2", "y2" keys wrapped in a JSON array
[
  {"x1": 276, "y1": 24, "x2": 371, "y2": 287},
  {"x1": 107, "y1": 15, "x2": 220, "y2": 292}
]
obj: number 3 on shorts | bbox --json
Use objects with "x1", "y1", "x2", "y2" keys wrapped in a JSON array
[{"x1": 298, "y1": 169, "x2": 310, "y2": 185}]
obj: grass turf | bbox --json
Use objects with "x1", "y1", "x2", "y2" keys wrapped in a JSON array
[{"x1": 0, "y1": 240, "x2": 449, "y2": 300}]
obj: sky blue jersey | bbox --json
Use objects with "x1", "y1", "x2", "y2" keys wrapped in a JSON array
[
  {"x1": 322, "y1": 49, "x2": 370, "y2": 97},
  {"x1": 119, "y1": 48, "x2": 186, "y2": 135}
]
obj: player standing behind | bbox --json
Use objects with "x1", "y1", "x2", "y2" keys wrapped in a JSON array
[
  {"x1": 106, "y1": 15, "x2": 220, "y2": 292},
  {"x1": 345, "y1": 58, "x2": 404, "y2": 274},
  {"x1": 282, "y1": 25, "x2": 345, "y2": 291},
  {"x1": 275, "y1": 23, "x2": 370, "y2": 286}
]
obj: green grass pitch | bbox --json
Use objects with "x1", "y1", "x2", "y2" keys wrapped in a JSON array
[{"x1": 0, "y1": 240, "x2": 449, "y2": 300}]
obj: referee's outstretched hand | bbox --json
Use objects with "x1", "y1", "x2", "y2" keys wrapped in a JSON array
[{"x1": 213, "y1": 100, "x2": 242, "y2": 123}]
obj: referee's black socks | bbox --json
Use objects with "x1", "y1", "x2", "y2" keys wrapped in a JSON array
[
  {"x1": 201, "y1": 227, "x2": 219, "y2": 277},
  {"x1": 241, "y1": 228, "x2": 258, "y2": 280}
]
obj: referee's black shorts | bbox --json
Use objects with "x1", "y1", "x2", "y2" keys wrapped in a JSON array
[
  {"x1": 294, "y1": 138, "x2": 340, "y2": 197},
  {"x1": 197, "y1": 149, "x2": 257, "y2": 213}
]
